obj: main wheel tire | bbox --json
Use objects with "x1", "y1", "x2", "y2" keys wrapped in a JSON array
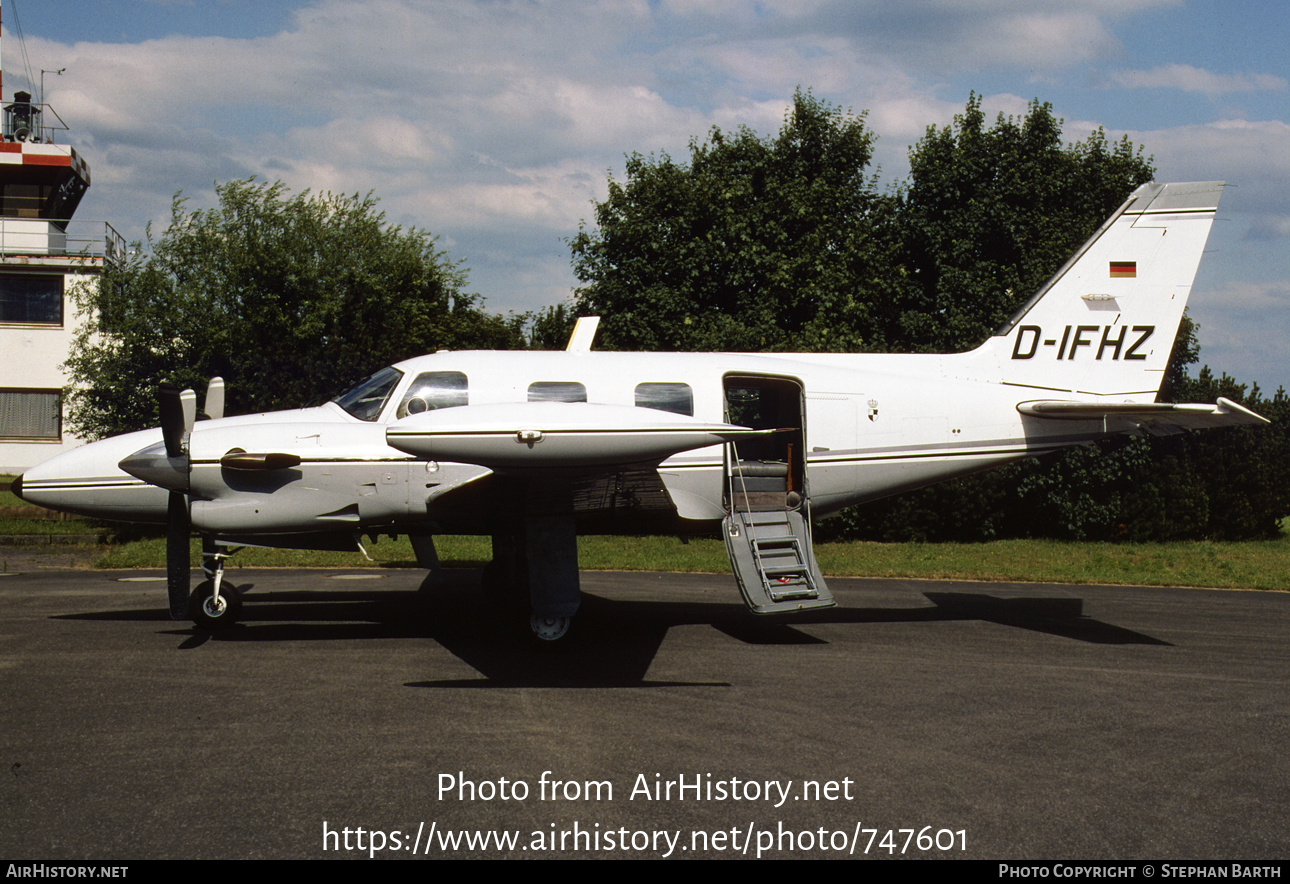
[
  {"x1": 191, "y1": 580, "x2": 242, "y2": 630},
  {"x1": 529, "y1": 613, "x2": 571, "y2": 642}
]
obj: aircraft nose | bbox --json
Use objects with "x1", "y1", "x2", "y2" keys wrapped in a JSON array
[{"x1": 10, "y1": 473, "x2": 25, "y2": 501}]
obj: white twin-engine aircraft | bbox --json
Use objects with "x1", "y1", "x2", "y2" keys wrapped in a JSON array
[{"x1": 13, "y1": 181, "x2": 1268, "y2": 640}]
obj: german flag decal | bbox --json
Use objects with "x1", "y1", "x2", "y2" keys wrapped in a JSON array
[{"x1": 1110, "y1": 261, "x2": 1137, "y2": 278}]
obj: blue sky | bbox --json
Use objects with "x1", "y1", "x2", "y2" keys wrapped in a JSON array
[{"x1": 8, "y1": 0, "x2": 1289, "y2": 392}]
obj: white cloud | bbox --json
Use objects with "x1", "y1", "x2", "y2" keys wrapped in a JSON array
[
  {"x1": 1111, "y1": 64, "x2": 1287, "y2": 99},
  {"x1": 1245, "y1": 215, "x2": 1290, "y2": 241},
  {"x1": 417, "y1": 157, "x2": 610, "y2": 231},
  {"x1": 1118, "y1": 119, "x2": 1290, "y2": 204},
  {"x1": 1186, "y1": 280, "x2": 1290, "y2": 390},
  {"x1": 1207, "y1": 280, "x2": 1290, "y2": 312}
]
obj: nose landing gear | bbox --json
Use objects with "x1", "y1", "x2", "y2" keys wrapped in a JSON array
[{"x1": 191, "y1": 544, "x2": 241, "y2": 630}]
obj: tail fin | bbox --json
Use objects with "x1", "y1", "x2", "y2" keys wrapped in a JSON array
[{"x1": 975, "y1": 181, "x2": 1223, "y2": 399}]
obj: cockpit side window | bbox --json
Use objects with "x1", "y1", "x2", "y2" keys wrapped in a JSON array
[
  {"x1": 397, "y1": 371, "x2": 469, "y2": 418},
  {"x1": 332, "y1": 366, "x2": 404, "y2": 421},
  {"x1": 635, "y1": 382, "x2": 693, "y2": 416},
  {"x1": 527, "y1": 381, "x2": 587, "y2": 403}
]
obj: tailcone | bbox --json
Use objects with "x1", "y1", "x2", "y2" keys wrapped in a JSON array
[{"x1": 10, "y1": 473, "x2": 25, "y2": 501}]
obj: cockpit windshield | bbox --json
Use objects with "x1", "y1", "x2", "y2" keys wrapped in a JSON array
[{"x1": 331, "y1": 366, "x2": 404, "y2": 421}]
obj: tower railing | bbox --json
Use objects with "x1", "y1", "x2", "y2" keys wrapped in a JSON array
[
  {"x1": 0, "y1": 219, "x2": 124, "y2": 264},
  {"x1": 1, "y1": 101, "x2": 71, "y2": 144}
]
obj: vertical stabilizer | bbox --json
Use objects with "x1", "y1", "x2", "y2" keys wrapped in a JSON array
[{"x1": 975, "y1": 181, "x2": 1223, "y2": 399}]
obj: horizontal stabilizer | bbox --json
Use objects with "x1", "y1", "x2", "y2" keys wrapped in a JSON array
[
  {"x1": 387, "y1": 401, "x2": 765, "y2": 470},
  {"x1": 1018, "y1": 397, "x2": 1268, "y2": 435}
]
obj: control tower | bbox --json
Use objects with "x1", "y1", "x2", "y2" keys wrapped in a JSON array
[{"x1": 0, "y1": 73, "x2": 121, "y2": 472}]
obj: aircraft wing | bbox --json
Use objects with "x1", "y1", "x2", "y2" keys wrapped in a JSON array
[
  {"x1": 386, "y1": 401, "x2": 764, "y2": 470},
  {"x1": 1017, "y1": 397, "x2": 1268, "y2": 435}
]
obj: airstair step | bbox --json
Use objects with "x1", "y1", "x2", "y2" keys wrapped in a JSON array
[
  {"x1": 768, "y1": 585, "x2": 817, "y2": 601},
  {"x1": 722, "y1": 505, "x2": 834, "y2": 614}
]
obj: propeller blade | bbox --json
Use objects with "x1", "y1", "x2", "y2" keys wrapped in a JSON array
[
  {"x1": 159, "y1": 385, "x2": 185, "y2": 458},
  {"x1": 166, "y1": 490, "x2": 191, "y2": 619},
  {"x1": 159, "y1": 385, "x2": 196, "y2": 619},
  {"x1": 205, "y1": 377, "x2": 225, "y2": 421},
  {"x1": 180, "y1": 388, "x2": 197, "y2": 436}
]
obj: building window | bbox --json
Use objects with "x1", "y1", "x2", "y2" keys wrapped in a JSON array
[
  {"x1": 0, "y1": 389, "x2": 61, "y2": 440},
  {"x1": 635, "y1": 382, "x2": 694, "y2": 416},
  {"x1": 0, "y1": 274, "x2": 62, "y2": 324}
]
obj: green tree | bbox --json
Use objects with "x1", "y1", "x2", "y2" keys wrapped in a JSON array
[
  {"x1": 571, "y1": 88, "x2": 882, "y2": 352},
  {"x1": 67, "y1": 179, "x2": 522, "y2": 438},
  {"x1": 889, "y1": 94, "x2": 1156, "y2": 352},
  {"x1": 571, "y1": 92, "x2": 1154, "y2": 357},
  {"x1": 526, "y1": 302, "x2": 579, "y2": 350}
]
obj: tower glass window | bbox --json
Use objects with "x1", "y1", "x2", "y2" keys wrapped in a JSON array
[{"x1": 0, "y1": 275, "x2": 62, "y2": 324}]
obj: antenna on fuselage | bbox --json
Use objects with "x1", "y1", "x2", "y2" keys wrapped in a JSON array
[{"x1": 565, "y1": 316, "x2": 600, "y2": 352}]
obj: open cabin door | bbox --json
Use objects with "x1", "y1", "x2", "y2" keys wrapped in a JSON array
[{"x1": 721, "y1": 375, "x2": 834, "y2": 614}]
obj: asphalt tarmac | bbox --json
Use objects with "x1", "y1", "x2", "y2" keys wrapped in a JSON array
[{"x1": 1, "y1": 567, "x2": 1286, "y2": 860}]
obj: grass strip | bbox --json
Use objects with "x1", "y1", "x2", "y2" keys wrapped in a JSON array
[{"x1": 84, "y1": 532, "x2": 1290, "y2": 592}]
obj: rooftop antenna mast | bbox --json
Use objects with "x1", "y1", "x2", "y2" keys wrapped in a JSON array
[{"x1": 41, "y1": 67, "x2": 64, "y2": 112}]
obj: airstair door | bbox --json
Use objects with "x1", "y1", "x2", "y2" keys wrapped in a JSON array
[{"x1": 720, "y1": 376, "x2": 834, "y2": 614}]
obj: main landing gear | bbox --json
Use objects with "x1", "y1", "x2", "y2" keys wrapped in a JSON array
[{"x1": 489, "y1": 514, "x2": 581, "y2": 644}]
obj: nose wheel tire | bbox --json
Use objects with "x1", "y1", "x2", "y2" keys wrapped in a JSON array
[
  {"x1": 191, "y1": 580, "x2": 242, "y2": 630},
  {"x1": 529, "y1": 613, "x2": 571, "y2": 642}
]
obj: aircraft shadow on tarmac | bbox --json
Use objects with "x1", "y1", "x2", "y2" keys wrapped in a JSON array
[{"x1": 52, "y1": 570, "x2": 1170, "y2": 688}]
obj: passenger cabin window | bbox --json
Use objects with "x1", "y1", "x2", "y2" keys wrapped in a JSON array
[
  {"x1": 0, "y1": 275, "x2": 62, "y2": 325},
  {"x1": 0, "y1": 389, "x2": 60, "y2": 440},
  {"x1": 398, "y1": 371, "x2": 468, "y2": 418},
  {"x1": 635, "y1": 382, "x2": 693, "y2": 416},
  {"x1": 527, "y1": 381, "x2": 586, "y2": 403},
  {"x1": 332, "y1": 366, "x2": 403, "y2": 421}
]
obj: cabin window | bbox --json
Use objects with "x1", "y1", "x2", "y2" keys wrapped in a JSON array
[
  {"x1": 0, "y1": 389, "x2": 60, "y2": 440},
  {"x1": 0, "y1": 275, "x2": 62, "y2": 325},
  {"x1": 527, "y1": 381, "x2": 587, "y2": 403},
  {"x1": 397, "y1": 371, "x2": 468, "y2": 417},
  {"x1": 332, "y1": 366, "x2": 404, "y2": 421},
  {"x1": 635, "y1": 382, "x2": 693, "y2": 416}
]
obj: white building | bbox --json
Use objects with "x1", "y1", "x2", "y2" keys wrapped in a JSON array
[{"x1": 0, "y1": 90, "x2": 120, "y2": 474}]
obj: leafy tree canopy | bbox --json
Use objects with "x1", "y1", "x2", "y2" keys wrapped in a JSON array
[
  {"x1": 893, "y1": 93, "x2": 1156, "y2": 352},
  {"x1": 67, "y1": 179, "x2": 523, "y2": 438},
  {"x1": 571, "y1": 88, "x2": 881, "y2": 352},
  {"x1": 571, "y1": 92, "x2": 1156, "y2": 355}
]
